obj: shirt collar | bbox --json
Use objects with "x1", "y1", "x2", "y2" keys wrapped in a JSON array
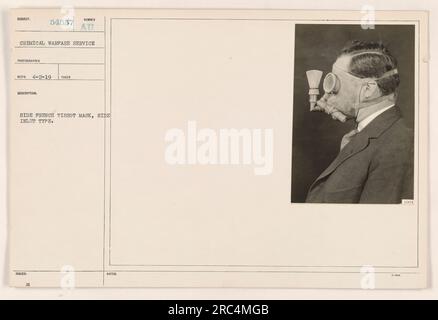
[{"x1": 357, "y1": 104, "x2": 395, "y2": 132}]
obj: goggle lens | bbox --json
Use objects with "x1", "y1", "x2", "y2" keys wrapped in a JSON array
[{"x1": 323, "y1": 73, "x2": 339, "y2": 94}]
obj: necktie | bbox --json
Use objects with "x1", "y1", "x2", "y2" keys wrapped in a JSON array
[{"x1": 340, "y1": 128, "x2": 359, "y2": 151}]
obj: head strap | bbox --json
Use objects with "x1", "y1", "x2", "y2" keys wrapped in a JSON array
[{"x1": 375, "y1": 68, "x2": 398, "y2": 80}]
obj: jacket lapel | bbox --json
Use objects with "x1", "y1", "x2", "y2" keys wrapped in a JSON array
[
  {"x1": 311, "y1": 133, "x2": 370, "y2": 185},
  {"x1": 309, "y1": 106, "x2": 402, "y2": 189}
]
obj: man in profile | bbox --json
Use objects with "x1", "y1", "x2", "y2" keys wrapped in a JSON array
[{"x1": 306, "y1": 40, "x2": 414, "y2": 204}]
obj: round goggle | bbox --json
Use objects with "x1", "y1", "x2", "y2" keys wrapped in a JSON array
[{"x1": 322, "y1": 73, "x2": 340, "y2": 94}]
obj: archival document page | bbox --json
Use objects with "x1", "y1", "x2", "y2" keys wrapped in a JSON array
[{"x1": 8, "y1": 8, "x2": 429, "y2": 288}]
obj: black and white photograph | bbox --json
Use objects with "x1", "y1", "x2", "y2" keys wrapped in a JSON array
[{"x1": 291, "y1": 24, "x2": 415, "y2": 204}]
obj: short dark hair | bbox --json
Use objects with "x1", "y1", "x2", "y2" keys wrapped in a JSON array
[{"x1": 338, "y1": 40, "x2": 400, "y2": 96}]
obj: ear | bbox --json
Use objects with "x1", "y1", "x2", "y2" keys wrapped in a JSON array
[{"x1": 360, "y1": 80, "x2": 380, "y2": 101}]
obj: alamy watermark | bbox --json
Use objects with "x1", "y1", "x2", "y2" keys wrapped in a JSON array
[
  {"x1": 360, "y1": 265, "x2": 376, "y2": 289},
  {"x1": 361, "y1": 4, "x2": 376, "y2": 30},
  {"x1": 164, "y1": 121, "x2": 274, "y2": 175},
  {"x1": 60, "y1": 265, "x2": 75, "y2": 289}
]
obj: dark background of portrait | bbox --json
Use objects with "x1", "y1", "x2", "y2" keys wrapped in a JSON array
[{"x1": 291, "y1": 24, "x2": 415, "y2": 203}]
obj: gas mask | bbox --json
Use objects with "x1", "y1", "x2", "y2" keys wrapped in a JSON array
[{"x1": 306, "y1": 64, "x2": 398, "y2": 123}]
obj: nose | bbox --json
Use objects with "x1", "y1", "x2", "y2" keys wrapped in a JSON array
[
  {"x1": 320, "y1": 92, "x2": 330, "y2": 101},
  {"x1": 315, "y1": 93, "x2": 330, "y2": 110},
  {"x1": 315, "y1": 93, "x2": 347, "y2": 123}
]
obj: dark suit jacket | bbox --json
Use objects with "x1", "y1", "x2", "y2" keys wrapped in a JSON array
[{"x1": 306, "y1": 106, "x2": 414, "y2": 203}]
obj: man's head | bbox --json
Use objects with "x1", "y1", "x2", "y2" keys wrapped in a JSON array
[{"x1": 321, "y1": 40, "x2": 400, "y2": 119}]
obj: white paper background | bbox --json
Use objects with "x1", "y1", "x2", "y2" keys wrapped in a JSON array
[{"x1": 0, "y1": 0, "x2": 437, "y2": 299}]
